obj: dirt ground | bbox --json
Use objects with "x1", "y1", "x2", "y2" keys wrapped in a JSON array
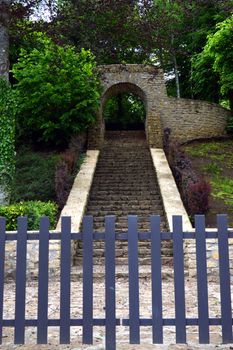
[{"x1": 0, "y1": 272, "x2": 233, "y2": 350}]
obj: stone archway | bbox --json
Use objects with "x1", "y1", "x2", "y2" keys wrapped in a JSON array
[
  {"x1": 88, "y1": 64, "x2": 167, "y2": 149},
  {"x1": 102, "y1": 82, "x2": 147, "y2": 131}
]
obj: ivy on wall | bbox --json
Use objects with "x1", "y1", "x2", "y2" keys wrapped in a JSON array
[{"x1": 0, "y1": 78, "x2": 16, "y2": 203}]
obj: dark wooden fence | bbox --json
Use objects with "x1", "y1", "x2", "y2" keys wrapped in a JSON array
[{"x1": 0, "y1": 215, "x2": 232, "y2": 349}]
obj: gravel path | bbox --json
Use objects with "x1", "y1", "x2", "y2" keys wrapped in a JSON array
[{"x1": 1, "y1": 270, "x2": 233, "y2": 350}]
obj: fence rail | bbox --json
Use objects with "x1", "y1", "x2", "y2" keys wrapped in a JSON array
[{"x1": 0, "y1": 214, "x2": 233, "y2": 348}]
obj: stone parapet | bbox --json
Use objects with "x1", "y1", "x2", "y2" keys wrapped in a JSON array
[{"x1": 56, "y1": 150, "x2": 100, "y2": 232}]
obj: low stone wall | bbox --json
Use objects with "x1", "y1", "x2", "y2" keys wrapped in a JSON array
[
  {"x1": 4, "y1": 230, "x2": 60, "y2": 279},
  {"x1": 160, "y1": 97, "x2": 231, "y2": 143},
  {"x1": 56, "y1": 150, "x2": 100, "y2": 232},
  {"x1": 150, "y1": 148, "x2": 192, "y2": 232}
]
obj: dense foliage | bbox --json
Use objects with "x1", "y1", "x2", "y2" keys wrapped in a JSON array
[
  {"x1": 0, "y1": 79, "x2": 16, "y2": 202},
  {"x1": 49, "y1": 0, "x2": 232, "y2": 101},
  {"x1": 104, "y1": 93, "x2": 146, "y2": 130},
  {"x1": 3, "y1": 0, "x2": 231, "y2": 104},
  {"x1": 192, "y1": 15, "x2": 233, "y2": 109},
  {"x1": 0, "y1": 200, "x2": 58, "y2": 230},
  {"x1": 12, "y1": 33, "x2": 101, "y2": 145}
]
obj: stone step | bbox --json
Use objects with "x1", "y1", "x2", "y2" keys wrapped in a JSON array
[
  {"x1": 88, "y1": 195, "x2": 161, "y2": 201},
  {"x1": 86, "y1": 199, "x2": 162, "y2": 207},
  {"x1": 78, "y1": 130, "x2": 170, "y2": 260},
  {"x1": 92, "y1": 222, "x2": 167, "y2": 232},
  {"x1": 74, "y1": 256, "x2": 173, "y2": 266},
  {"x1": 75, "y1": 246, "x2": 173, "y2": 258}
]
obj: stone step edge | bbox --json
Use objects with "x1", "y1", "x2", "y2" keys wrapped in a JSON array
[{"x1": 150, "y1": 148, "x2": 192, "y2": 232}]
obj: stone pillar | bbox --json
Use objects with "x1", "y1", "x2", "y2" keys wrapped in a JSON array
[{"x1": 146, "y1": 112, "x2": 163, "y2": 148}]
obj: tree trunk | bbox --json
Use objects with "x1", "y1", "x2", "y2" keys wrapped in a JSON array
[
  {"x1": 173, "y1": 53, "x2": 180, "y2": 98},
  {"x1": 171, "y1": 33, "x2": 180, "y2": 98},
  {"x1": 0, "y1": 0, "x2": 10, "y2": 81}
]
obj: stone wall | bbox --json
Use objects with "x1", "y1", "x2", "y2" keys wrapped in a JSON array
[
  {"x1": 160, "y1": 97, "x2": 230, "y2": 143},
  {"x1": 4, "y1": 231, "x2": 60, "y2": 279}
]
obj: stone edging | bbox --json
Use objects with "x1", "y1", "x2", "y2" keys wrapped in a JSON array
[
  {"x1": 56, "y1": 150, "x2": 100, "y2": 232},
  {"x1": 150, "y1": 148, "x2": 193, "y2": 232}
]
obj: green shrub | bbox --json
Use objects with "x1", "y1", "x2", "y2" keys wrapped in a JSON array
[
  {"x1": 12, "y1": 33, "x2": 101, "y2": 146},
  {"x1": 0, "y1": 201, "x2": 58, "y2": 230},
  {"x1": 0, "y1": 79, "x2": 16, "y2": 201}
]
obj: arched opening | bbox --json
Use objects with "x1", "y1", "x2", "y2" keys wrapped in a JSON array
[{"x1": 102, "y1": 83, "x2": 147, "y2": 132}]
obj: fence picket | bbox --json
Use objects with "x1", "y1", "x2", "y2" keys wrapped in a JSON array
[
  {"x1": 0, "y1": 218, "x2": 6, "y2": 344},
  {"x1": 105, "y1": 216, "x2": 116, "y2": 350},
  {"x1": 151, "y1": 215, "x2": 163, "y2": 344},
  {"x1": 217, "y1": 215, "x2": 233, "y2": 343},
  {"x1": 128, "y1": 215, "x2": 140, "y2": 344},
  {"x1": 60, "y1": 217, "x2": 71, "y2": 344},
  {"x1": 195, "y1": 215, "x2": 209, "y2": 343},
  {"x1": 173, "y1": 216, "x2": 186, "y2": 343},
  {"x1": 14, "y1": 217, "x2": 28, "y2": 344},
  {"x1": 83, "y1": 216, "x2": 94, "y2": 344},
  {"x1": 37, "y1": 217, "x2": 50, "y2": 344}
]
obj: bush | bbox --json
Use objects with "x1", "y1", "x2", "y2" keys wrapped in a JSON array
[
  {"x1": 163, "y1": 129, "x2": 211, "y2": 218},
  {"x1": 186, "y1": 180, "x2": 211, "y2": 216},
  {"x1": 0, "y1": 79, "x2": 16, "y2": 202},
  {"x1": 12, "y1": 32, "x2": 101, "y2": 146},
  {"x1": 0, "y1": 201, "x2": 58, "y2": 230}
]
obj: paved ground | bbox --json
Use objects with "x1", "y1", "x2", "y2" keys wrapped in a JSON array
[{"x1": 1, "y1": 269, "x2": 233, "y2": 350}]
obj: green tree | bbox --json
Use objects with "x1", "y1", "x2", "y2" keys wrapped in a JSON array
[
  {"x1": 50, "y1": 0, "x2": 147, "y2": 64},
  {"x1": 12, "y1": 33, "x2": 101, "y2": 145},
  {"x1": 192, "y1": 15, "x2": 233, "y2": 109}
]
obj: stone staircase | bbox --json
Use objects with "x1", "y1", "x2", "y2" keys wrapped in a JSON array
[{"x1": 74, "y1": 130, "x2": 172, "y2": 266}]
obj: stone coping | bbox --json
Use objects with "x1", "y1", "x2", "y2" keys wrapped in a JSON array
[
  {"x1": 150, "y1": 148, "x2": 193, "y2": 232},
  {"x1": 56, "y1": 150, "x2": 100, "y2": 232},
  {"x1": 98, "y1": 64, "x2": 163, "y2": 74}
]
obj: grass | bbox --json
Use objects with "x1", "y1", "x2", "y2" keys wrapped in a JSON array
[
  {"x1": 185, "y1": 143, "x2": 219, "y2": 157},
  {"x1": 11, "y1": 147, "x2": 60, "y2": 203},
  {"x1": 211, "y1": 176, "x2": 233, "y2": 206},
  {"x1": 184, "y1": 139, "x2": 233, "y2": 208}
]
